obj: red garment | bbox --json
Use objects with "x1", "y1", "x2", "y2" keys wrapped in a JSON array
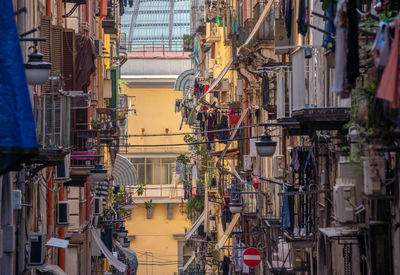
[{"x1": 377, "y1": 20, "x2": 400, "y2": 108}]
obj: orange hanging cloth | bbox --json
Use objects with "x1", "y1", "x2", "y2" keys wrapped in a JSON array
[{"x1": 377, "y1": 20, "x2": 400, "y2": 108}]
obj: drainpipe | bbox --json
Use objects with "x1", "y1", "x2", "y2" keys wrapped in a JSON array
[
  {"x1": 47, "y1": 167, "x2": 54, "y2": 235},
  {"x1": 46, "y1": 0, "x2": 51, "y2": 17},
  {"x1": 57, "y1": 0, "x2": 62, "y2": 26},
  {"x1": 58, "y1": 183, "x2": 65, "y2": 270},
  {"x1": 17, "y1": 169, "x2": 26, "y2": 274}
]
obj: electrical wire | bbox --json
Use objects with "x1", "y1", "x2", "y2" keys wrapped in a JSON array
[
  {"x1": 117, "y1": 134, "x2": 279, "y2": 147},
  {"x1": 121, "y1": 124, "x2": 262, "y2": 137}
]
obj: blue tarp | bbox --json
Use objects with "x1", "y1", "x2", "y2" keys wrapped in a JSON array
[{"x1": 0, "y1": 0, "x2": 38, "y2": 173}]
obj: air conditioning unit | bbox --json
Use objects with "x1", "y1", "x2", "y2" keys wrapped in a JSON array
[
  {"x1": 94, "y1": 39, "x2": 103, "y2": 56},
  {"x1": 28, "y1": 233, "x2": 44, "y2": 265},
  {"x1": 94, "y1": 197, "x2": 103, "y2": 215},
  {"x1": 333, "y1": 183, "x2": 355, "y2": 223},
  {"x1": 55, "y1": 154, "x2": 70, "y2": 181},
  {"x1": 272, "y1": 155, "x2": 285, "y2": 179},
  {"x1": 13, "y1": 189, "x2": 22, "y2": 210},
  {"x1": 57, "y1": 201, "x2": 69, "y2": 225}
]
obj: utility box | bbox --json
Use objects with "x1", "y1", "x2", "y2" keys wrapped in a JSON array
[
  {"x1": 28, "y1": 233, "x2": 44, "y2": 265},
  {"x1": 57, "y1": 201, "x2": 69, "y2": 225},
  {"x1": 334, "y1": 184, "x2": 356, "y2": 223},
  {"x1": 362, "y1": 156, "x2": 386, "y2": 195},
  {"x1": 273, "y1": 155, "x2": 285, "y2": 179},
  {"x1": 13, "y1": 189, "x2": 22, "y2": 210}
]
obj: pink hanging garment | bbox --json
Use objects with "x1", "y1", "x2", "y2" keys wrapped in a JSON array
[{"x1": 377, "y1": 20, "x2": 400, "y2": 108}]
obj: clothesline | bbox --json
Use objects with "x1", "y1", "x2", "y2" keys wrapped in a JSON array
[{"x1": 120, "y1": 124, "x2": 262, "y2": 137}]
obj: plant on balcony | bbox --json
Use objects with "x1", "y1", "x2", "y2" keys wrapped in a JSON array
[
  {"x1": 91, "y1": 118, "x2": 100, "y2": 130},
  {"x1": 182, "y1": 34, "x2": 194, "y2": 51},
  {"x1": 186, "y1": 195, "x2": 204, "y2": 222}
]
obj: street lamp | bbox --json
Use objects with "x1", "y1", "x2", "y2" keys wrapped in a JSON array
[
  {"x1": 256, "y1": 122, "x2": 300, "y2": 157},
  {"x1": 20, "y1": 37, "x2": 51, "y2": 85},
  {"x1": 91, "y1": 163, "x2": 107, "y2": 182}
]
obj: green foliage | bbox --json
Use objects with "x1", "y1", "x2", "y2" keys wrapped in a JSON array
[
  {"x1": 184, "y1": 135, "x2": 212, "y2": 167},
  {"x1": 177, "y1": 153, "x2": 190, "y2": 165},
  {"x1": 91, "y1": 119, "x2": 100, "y2": 130},
  {"x1": 137, "y1": 182, "x2": 146, "y2": 196},
  {"x1": 144, "y1": 200, "x2": 153, "y2": 210},
  {"x1": 186, "y1": 196, "x2": 204, "y2": 222}
]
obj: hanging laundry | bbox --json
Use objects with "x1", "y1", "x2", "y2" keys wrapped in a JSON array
[
  {"x1": 372, "y1": 22, "x2": 392, "y2": 69},
  {"x1": 346, "y1": 0, "x2": 360, "y2": 88},
  {"x1": 377, "y1": 20, "x2": 400, "y2": 108},
  {"x1": 323, "y1": 2, "x2": 335, "y2": 50},
  {"x1": 192, "y1": 162, "x2": 198, "y2": 197},
  {"x1": 218, "y1": 114, "x2": 230, "y2": 143},
  {"x1": 297, "y1": 0, "x2": 308, "y2": 36},
  {"x1": 331, "y1": 0, "x2": 346, "y2": 94},
  {"x1": 281, "y1": 187, "x2": 291, "y2": 230},
  {"x1": 284, "y1": 0, "x2": 292, "y2": 38},
  {"x1": 261, "y1": 73, "x2": 270, "y2": 107}
]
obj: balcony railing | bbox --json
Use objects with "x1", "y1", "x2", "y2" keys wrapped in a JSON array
[
  {"x1": 120, "y1": 40, "x2": 187, "y2": 53},
  {"x1": 277, "y1": 48, "x2": 350, "y2": 129},
  {"x1": 71, "y1": 129, "x2": 102, "y2": 167},
  {"x1": 34, "y1": 93, "x2": 71, "y2": 149}
]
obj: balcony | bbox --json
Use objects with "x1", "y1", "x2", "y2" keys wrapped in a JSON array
[
  {"x1": 70, "y1": 129, "x2": 103, "y2": 176},
  {"x1": 277, "y1": 48, "x2": 350, "y2": 133},
  {"x1": 206, "y1": 23, "x2": 221, "y2": 43},
  {"x1": 126, "y1": 184, "x2": 185, "y2": 203},
  {"x1": 30, "y1": 93, "x2": 71, "y2": 165},
  {"x1": 102, "y1": 19, "x2": 118, "y2": 34},
  {"x1": 102, "y1": 0, "x2": 118, "y2": 34}
]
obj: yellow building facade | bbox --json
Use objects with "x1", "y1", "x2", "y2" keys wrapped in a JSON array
[{"x1": 121, "y1": 56, "x2": 193, "y2": 275}]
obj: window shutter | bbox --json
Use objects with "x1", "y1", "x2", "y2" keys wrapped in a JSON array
[
  {"x1": 40, "y1": 16, "x2": 51, "y2": 92},
  {"x1": 51, "y1": 25, "x2": 63, "y2": 84},
  {"x1": 63, "y1": 29, "x2": 76, "y2": 91}
]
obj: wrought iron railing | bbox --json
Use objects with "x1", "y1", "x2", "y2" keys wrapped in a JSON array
[{"x1": 121, "y1": 40, "x2": 187, "y2": 53}]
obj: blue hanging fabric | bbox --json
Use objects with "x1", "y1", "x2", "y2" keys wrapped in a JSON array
[
  {"x1": 0, "y1": 0, "x2": 38, "y2": 173},
  {"x1": 281, "y1": 186, "x2": 291, "y2": 230}
]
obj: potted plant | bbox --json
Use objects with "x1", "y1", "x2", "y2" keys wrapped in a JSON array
[{"x1": 182, "y1": 34, "x2": 194, "y2": 51}]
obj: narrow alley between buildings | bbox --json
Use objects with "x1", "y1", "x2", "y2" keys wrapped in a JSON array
[{"x1": 1, "y1": 0, "x2": 400, "y2": 274}]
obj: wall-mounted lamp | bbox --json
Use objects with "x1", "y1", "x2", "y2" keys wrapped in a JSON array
[
  {"x1": 91, "y1": 163, "x2": 107, "y2": 182},
  {"x1": 256, "y1": 122, "x2": 300, "y2": 157},
  {"x1": 20, "y1": 37, "x2": 51, "y2": 85}
]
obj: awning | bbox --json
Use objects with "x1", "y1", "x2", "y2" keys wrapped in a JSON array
[
  {"x1": 36, "y1": 264, "x2": 67, "y2": 275},
  {"x1": 0, "y1": 0, "x2": 38, "y2": 174},
  {"x1": 185, "y1": 211, "x2": 205, "y2": 240},
  {"x1": 112, "y1": 154, "x2": 138, "y2": 186},
  {"x1": 319, "y1": 227, "x2": 359, "y2": 239},
  {"x1": 174, "y1": 69, "x2": 194, "y2": 91},
  {"x1": 90, "y1": 228, "x2": 127, "y2": 272},
  {"x1": 46, "y1": 237, "x2": 69, "y2": 248},
  {"x1": 182, "y1": 253, "x2": 195, "y2": 272},
  {"x1": 215, "y1": 213, "x2": 240, "y2": 250},
  {"x1": 115, "y1": 241, "x2": 138, "y2": 275}
]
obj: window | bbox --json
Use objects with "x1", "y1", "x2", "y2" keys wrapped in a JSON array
[{"x1": 130, "y1": 158, "x2": 176, "y2": 185}]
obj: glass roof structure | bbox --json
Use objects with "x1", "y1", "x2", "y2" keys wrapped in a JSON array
[{"x1": 121, "y1": 0, "x2": 190, "y2": 51}]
